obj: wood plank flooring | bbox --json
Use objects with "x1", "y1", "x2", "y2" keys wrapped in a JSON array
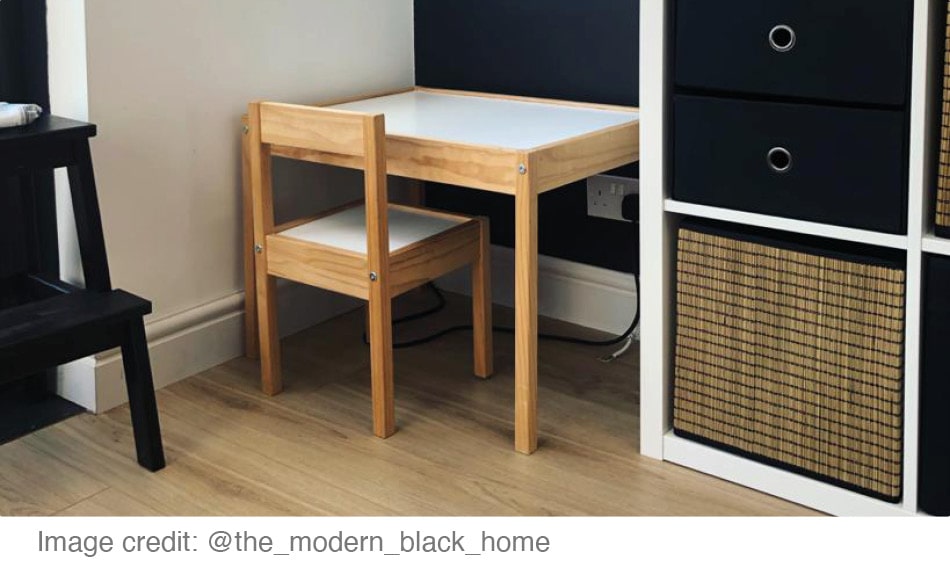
[{"x1": 0, "y1": 293, "x2": 818, "y2": 516}]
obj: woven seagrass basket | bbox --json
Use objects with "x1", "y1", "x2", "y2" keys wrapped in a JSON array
[
  {"x1": 673, "y1": 220, "x2": 906, "y2": 502},
  {"x1": 937, "y1": 0, "x2": 950, "y2": 236}
]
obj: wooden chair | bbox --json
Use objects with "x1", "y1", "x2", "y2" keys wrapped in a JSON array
[{"x1": 246, "y1": 101, "x2": 493, "y2": 438}]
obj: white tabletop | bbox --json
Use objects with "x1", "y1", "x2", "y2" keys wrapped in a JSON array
[{"x1": 330, "y1": 91, "x2": 639, "y2": 151}]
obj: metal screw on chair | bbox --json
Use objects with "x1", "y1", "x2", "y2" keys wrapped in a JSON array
[
  {"x1": 254, "y1": 244, "x2": 263, "y2": 254},
  {"x1": 369, "y1": 272, "x2": 378, "y2": 282},
  {"x1": 243, "y1": 125, "x2": 249, "y2": 135},
  {"x1": 518, "y1": 164, "x2": 527, "y2": 175}
]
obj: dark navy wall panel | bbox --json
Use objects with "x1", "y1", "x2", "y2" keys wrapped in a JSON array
[
  {"x1": 415, "y1": 0, "x2": 640, "y2": 273},
  {"x1": 0, "y1": 0, "x2": 56, "y2": 278}
]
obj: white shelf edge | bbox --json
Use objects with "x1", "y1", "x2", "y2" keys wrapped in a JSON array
[
  {"x1": 663, "y1": 433, "x2": 916, "y2": 517},
  {"x1": 664, "y1": 200, "x2": 909, "y2": 250},
  {"x1": 922, "y1": 234, "x2": 950, "y2": 256},
  {"x1": 637, "y1": 0, "x2": 670, "y2": 460}
]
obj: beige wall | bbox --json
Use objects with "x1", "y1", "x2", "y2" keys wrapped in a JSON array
[
  {"x1": 46, "y1": 0, "x2": 414, "y2": 410},
  {"x1": 80, "y1": 0, "x2": 414, "y2": 320}
]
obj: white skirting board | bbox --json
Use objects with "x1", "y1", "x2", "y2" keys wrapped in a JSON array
[
  {"x1": 438, "y1": 244, "x2": 640, "y2": 336},
  {"x1": 56, "y1": 281, "x2": 361, "y2": 414},
  {"x1": 55, "y1": 248, "x2": 633, "y2": 414}
]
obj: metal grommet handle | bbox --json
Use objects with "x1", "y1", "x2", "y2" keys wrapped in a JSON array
[
  {"x1": 769, "y1": 24, "x2": 796, "y2": 52},
  {"x1": 767, "y1": 147, "x2": 793, "y2": 174}
]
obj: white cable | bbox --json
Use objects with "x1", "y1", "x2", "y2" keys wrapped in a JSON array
[{"x1": 599, "y1": 332, "x2": 636, "y2": 364}]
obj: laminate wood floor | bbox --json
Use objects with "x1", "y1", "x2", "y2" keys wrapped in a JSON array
[{"x1": 0, "y1": 292, "x2": 819, "y2": 516}]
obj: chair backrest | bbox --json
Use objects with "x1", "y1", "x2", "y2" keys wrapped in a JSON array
[
  {"x1": 247, "y1": 101, "x2": 390, "y2": 279},
  {"x1": 258, "y1": 102, "x2": 369, "y2": 157}
]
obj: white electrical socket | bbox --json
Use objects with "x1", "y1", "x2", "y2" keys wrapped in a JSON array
[{"x1": 586, "y1": 175, "x2": 638, "y2": 222}]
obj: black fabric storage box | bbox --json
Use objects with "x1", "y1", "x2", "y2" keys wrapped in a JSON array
[
  {"x1": 674, "y1": 0, "x2": 913, "y2": 106},
  {"x1": 920, "y1": 255, "x2": 950, "y2": 516},
  {"x1": 672, "y1": 95, "x2": 908, "y2": 234}
]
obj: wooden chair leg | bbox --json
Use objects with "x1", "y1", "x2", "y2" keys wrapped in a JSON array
[
  {"x1": 473, "y1": 217, "x2": 493, "y2": 378},
  {"x1": 368, "y1": 294, "x2": 395, "y2": 438},
  {"x1": 120, "y1": 318, "x2": 166, "y2": 472},
  {"x1": 256, "y1": 271, "x2": 282, "y2": 396}
]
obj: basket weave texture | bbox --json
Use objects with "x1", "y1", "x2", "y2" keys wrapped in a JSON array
[
  {"x1": 673, "y1": 227, "x2": 905, "y2": 501},
  {"x1": 937, "y1": 2, "x2": 950, "y2": 233}
]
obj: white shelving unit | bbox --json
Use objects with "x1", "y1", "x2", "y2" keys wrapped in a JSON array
[
  {"x1": 923, "y1": 234, "x2": 950, "y2": 256},
  {"x1": 639, "y1": 0, "x2": 941, "y2": 516},
  {"x1": 664, "y1": 200, "x2": 911, "y2": 250}
]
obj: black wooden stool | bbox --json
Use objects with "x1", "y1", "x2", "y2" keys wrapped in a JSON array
[{"x1": 0, "y1": 115, "x2": 165, "y2": 471}]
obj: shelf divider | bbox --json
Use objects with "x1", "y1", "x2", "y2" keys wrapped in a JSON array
[
  {"x1": 923, "y1": 235, "x2": 950, "y2": 256},
  {"x1": 664, "y1": 199, "x2": 910, "y2": 250}
]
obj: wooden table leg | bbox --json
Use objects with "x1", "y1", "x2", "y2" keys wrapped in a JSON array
[
  {"x1": 366, "y1": 115, "x2": 396, "y2": 438},
  {"x1": 472, "y1": 216, "x2": 494, "y2": 379},
  {"x1": 514, "y1": 159, "x2": 538, "y2": 454},
  {"x1": 241, "y1": 118, "x2": 260, "y2": 360},
  {"x1": 406, "y1": 178, "x2": 425, "y2": 207},
  {"x1": 248, "y1": 105, "x2": 282, "y2": 395},
  {"x1": 404, "y1": 178, "x2": 430, "y2": 301}
]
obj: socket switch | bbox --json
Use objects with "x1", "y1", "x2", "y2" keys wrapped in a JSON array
[{"x1": 587, "y1": 175, "x2": 638, "y2": 222}]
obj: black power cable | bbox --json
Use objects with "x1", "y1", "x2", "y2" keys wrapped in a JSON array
[
  {"x1": 365, "y1": 190, "x2": 642, "y2": 350},
  {"x1": 362, "y1": 274, "x2": 640, "y2": 350}
]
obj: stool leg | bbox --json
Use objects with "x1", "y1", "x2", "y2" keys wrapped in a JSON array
[
  {"x1": 473, "y1": 217, "x2": 493, "y2": 379},
  {"x1": 66, "y1": 140, "x2": 111, "y2": 292},
  {"x1": 121, "y1": 318, "x2": 166, "y2": 472},
  {"x1": 17, "y1": 173, "x2": 41, "y2": 274}
]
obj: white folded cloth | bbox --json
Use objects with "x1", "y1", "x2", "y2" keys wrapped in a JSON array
[{"x1": 0, "y1": 102, "x2": 43, "y2": 128}]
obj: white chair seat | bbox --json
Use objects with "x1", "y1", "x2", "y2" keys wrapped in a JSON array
[{"x1": 279, "y1": 204, "x2": 466, "y2": 254}]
